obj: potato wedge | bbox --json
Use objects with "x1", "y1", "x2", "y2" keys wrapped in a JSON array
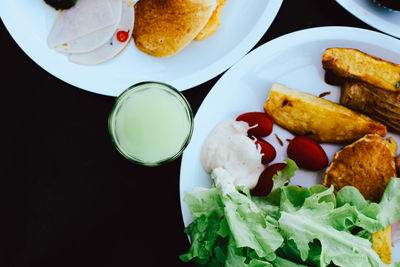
[
  {"x1": 322, "y1": 48, "x2": 400, "y2": 92},
  {"x1": 340, "y1": 80, "x2": 400, "y2": 133},
  {"x1": 386, "y1": 137, "x2": 397, "y2": 157},
  {"x1": 372, "y1": 225, "x2": 392, "y2": 264},
  {"x1": 264, "y1": 83, "x2": 387, "y2": 143}
]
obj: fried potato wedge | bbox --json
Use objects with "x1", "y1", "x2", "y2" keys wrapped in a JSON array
[
  {"x1": 264, "y1": 83, "x2": 387, "y2": 143},
  {"x1": 372, "y1": 225, "x2": 392, "y2": 264},
  {"x1": 340, "y1": 80, "x2": 400, "y2": 133},
  {"x1": 322, "y1": 48, "x2": 400, "y2": 92},
  {"x1": 386, "y1": 137, "x2": 397, "y2": 157}
]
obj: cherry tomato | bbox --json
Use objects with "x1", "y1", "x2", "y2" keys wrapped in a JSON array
[
  {"x1": 251, "y1": 163, "x2": 287, "y2": 196},
  {"x1": 287, "y1": 136, "x2": 328, "y2": 171},
  {"x1": 236, "y1": 112, "x2": 273, "y2": 138},
  {"x1": 254, "y1": 138, "x2": 276, "y2": 165},
  {"x1": 116, "y1": 30, "x2": 129, "y2": 42}
]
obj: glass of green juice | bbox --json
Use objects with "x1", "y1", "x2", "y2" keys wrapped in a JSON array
[{"x1": 108, "y1": 82, "x2": 194, "y2": 166}]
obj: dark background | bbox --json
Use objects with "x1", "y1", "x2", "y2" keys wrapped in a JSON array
[{"x1": 1, "y1": 0, "x2": 395, "y2": 266}]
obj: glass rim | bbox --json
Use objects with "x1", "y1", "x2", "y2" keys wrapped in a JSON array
[{"x1": 108, "y1": 81, "x2": 194, "y2": 167}]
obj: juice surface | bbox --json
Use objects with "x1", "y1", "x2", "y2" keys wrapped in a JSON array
[{"x1": 114, "y1": 87, "x2": 191, "y2": 163}]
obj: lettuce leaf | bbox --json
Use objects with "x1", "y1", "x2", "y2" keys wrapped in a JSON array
[
  {"x1": 213, "y1": 168, "x2": 283, "y2": 260},
  {"x1": 378, "y1": 178, "x2": 400, "y2": 227}
]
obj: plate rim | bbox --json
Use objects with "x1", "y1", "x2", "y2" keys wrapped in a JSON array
[
  {"x1": 179, "y1": 25, "x2": 400, "y2": 254},
  {"x1": 335, "y1": 0, "x2": 400, "y2": 39},
  {"x1": 0, "y1": 0, "x2": 283, "y2": 96}
]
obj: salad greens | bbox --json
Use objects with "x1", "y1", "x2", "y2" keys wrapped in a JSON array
[{"x1": 180, "y1": 159, "x2": 400, "y2": 266}]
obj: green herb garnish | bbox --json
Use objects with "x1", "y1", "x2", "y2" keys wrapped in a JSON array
[{"x1": 396, "y1": 80, "x2": 400, "y2": 89}]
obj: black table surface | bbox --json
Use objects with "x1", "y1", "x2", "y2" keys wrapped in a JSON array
[{"x1": 2, "y1": 1, "x2": 396, "y2": 266}]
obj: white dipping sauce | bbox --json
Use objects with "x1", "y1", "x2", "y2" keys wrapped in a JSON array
[{"x1": 200, "y1": 120, "x2": 265, "y2": 189}]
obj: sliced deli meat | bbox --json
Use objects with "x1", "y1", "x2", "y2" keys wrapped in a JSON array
[
  {"x1": 48, "y1": 0, "x2": 115, "y2": 48},
  {"x1": 55, "y1": 0, "x2": 122, "y2": 54},
  {"x1": 69, "y1": 0, "x2": 134, "y2": 65}
]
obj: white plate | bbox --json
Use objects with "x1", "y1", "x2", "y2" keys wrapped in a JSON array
[
  {"x1": 0, "y1": 0, "x2": 282, "y2": 96},
  {"x1": 336, "y1": 0, "x2": 400, "y2": 38},
  {"x1": 179, "y1": 26, "x2": 400, "y2": 261}
]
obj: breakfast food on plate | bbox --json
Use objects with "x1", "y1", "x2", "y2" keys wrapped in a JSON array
[
  {"x1": 44, "y1": 0, "x2": 77, "y2": 10},
  {"x1": 133, "y1": 0, "x2": 218, "y2": 57},
  {"x1": 47, "y1": 0, "x2": 134, "y2": 64},
  {"x1": 341, "y1": 80, "x2": 400, "y2": 133},
  {"x1": 264, "y1": 83, "x2": 387, "y2": 143},
  {"x1": 323, "y1": 134, "x2": 396, "y2": 202},
  {"x1": 322, "y1": 48, "x2": 400, "y2": 92},
  {"x1": 69, "y1": 0, "x2": 134, "y2": 65},
  {"x1": 194, "y1": 0, "x2": 226, "y2": 41},
  {"x1": 181, "y1": 99, "x2": 400, "y2": 265}
]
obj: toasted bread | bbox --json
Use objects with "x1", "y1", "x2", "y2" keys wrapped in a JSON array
[
  {"x1": 322, "y1": 48, "x2": 400, "y2": 92},
  {"x1": 133, "y1": 0, "x2": 217, "y2": 57},
  {"x1": 194, "y1": 0, "x2": 226, "y2": 41},
  {"x1": 263, "y1": 83, "x2": 387, "y2": 143}
]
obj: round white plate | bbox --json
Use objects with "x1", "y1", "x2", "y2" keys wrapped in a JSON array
[
  {"x1": 336, "y1": 0, "x2": 400, "y2": 38},
  {"x1": 0, "y1": 0, "x2": 282, "y2": 96},
  {"x1": 179, "y1": 26, "x2": 400, "y2": 260}
]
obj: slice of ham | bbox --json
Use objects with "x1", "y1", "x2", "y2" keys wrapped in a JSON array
[
  {"x1": 55, "y1": 0, "x2": 122, "y2": 54},
  {"x1": 392, "y1": 220, "x2": 400, "y2": 244},
  {"x1": 48, "y1": 0, "x2": 114, "y2": 48},
  {"x1": 69, "y1": 0, "x2": 134, "y2": 65}
]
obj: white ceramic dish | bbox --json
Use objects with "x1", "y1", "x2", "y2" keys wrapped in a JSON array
[
  {"x1": 336, "y1": 0, "x2": 400, "y2": 38},
  {"x1": 0, "y1": 0, "x2": 282, "y2": 96},
  {"x1": 179, "y1": 26, "x2": 400, "y2": 261}
]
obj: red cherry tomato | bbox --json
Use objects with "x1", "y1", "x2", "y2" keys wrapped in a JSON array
[
  {"x1": 254, "y1": 138, "x2": 276, "y2": 165},
  {"x1": 236, "y1": 112, "x2": 273, "y2": 138},
  {"x1": 287, "y1": 136, "x2": 328, "y2": 171},
  {"x1": 251, "y1": 163, "x2": 287, "y2": 196},
  {"x1": 116, "y1": 30, "x2": 129, "y2": 42}
]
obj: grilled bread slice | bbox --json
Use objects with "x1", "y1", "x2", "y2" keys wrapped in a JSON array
[
  {"x1": 263, "y1": 83, "x2": 387, "y2": 143},
  {"x1": 133, "y1": 0, "x2": 217, "y2": 57},
  {"x1": 322, "y1": 48, "x2": 400, "y2": 92}
]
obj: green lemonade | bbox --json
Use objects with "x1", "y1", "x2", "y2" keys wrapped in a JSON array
[{"x1": 109, "y1": 83, "x2": 193, "y2": 165}]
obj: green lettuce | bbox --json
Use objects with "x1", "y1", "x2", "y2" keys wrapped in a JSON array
[{"x1": 180, "y1": 162, "x2": 400, "y2": 266}]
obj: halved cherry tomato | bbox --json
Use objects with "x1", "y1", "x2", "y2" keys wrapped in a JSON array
[
  {"x1": 236, "y1": 112, "x2": 273, "y2": 137},
  {"x1": 251, "y1": 163, "x2": 287, "y2": 196},
  {"x1": 287, "y1": 136, "x2": 328, "y2": 171},
  {"x1": 116, "y1": 30, "x2": 129, "y2": 42},
  {"x1": 254, "y1": 138, "x2": 276, "y2": 165}
]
